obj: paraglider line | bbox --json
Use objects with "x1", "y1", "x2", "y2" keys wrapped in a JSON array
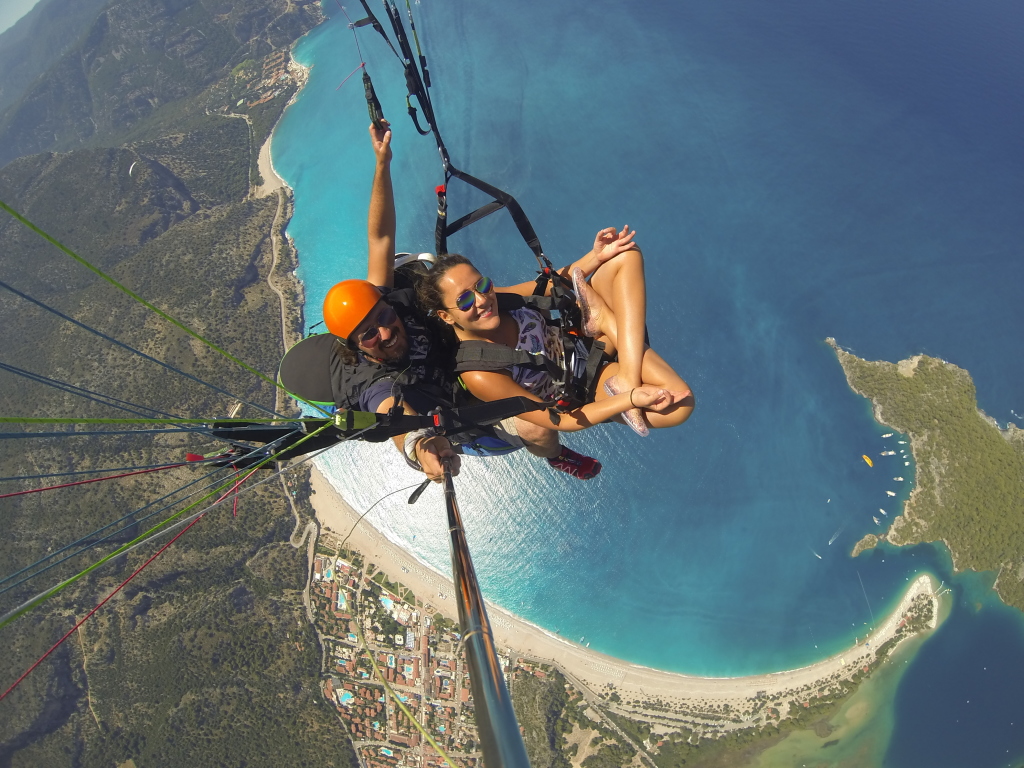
[
  {"x1": 337, "y1": 480, "x2": 427, "y2": 553},
  {"x1": 0, "y1": 467, "x2": 230, "y2": 595},
  {"x1": 337, "y1": 62, "x2": 367, "y2": 91},
  {"x1": 0, "y1": 422, "x2": 337, "y2": 630},
  {"x1": 0, "y1": 463, "x2": 187, "y2": 500},
  {"x1": 0, "y1": 277, "x2": 289, "y2": 420},
  {"x1": 0, "y1": 462, "x2": 218, "y2": 483},
  {"x1": 857, "y1": 570, "x2": 875, "y2": 627},
  {"x1": 0, "y1": 432, "x2": 303, "y2": 595},
  {"x1": 336, "y1": 1, "x2": 366, "y2": 63},
  {"x1": 0, "y1": 360, "x2": 184, "y2": 420},
  {"x1": 0, "y1": 428, "x2": 236, "y2": 439},
  {"x1": 0, "y1": 202, "x2": 329, "y2": 418},
  {"x1": 0, "y1": 512, "x2": 206, "y2": 703}
]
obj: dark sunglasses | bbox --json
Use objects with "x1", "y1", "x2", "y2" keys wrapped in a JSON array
[
  {"x1": 450, "y1": 276, "x2": 493, "y2": 312},
  {"x1": 354, "y1": 305, "x2": 398, "y2": 347}
]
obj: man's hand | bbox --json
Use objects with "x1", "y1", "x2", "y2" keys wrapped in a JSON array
[
  {"x1": 370, "y1": 119, "x2": 392, "y2": 165},
  {"x1": 416, "y1": 435, "x2": 460, "y2": 482}
]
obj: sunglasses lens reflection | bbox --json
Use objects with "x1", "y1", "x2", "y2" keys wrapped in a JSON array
[{"x1": 455, "y1": 277, "x2": 492, "y2": 311}]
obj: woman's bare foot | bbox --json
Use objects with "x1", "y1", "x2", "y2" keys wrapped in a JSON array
[
  {"x1": 603, "y1": 374, "x2": 650, "y2": 437},
  {"x1": 572, "y1": 268, "x2": 605, "y2": 338}
]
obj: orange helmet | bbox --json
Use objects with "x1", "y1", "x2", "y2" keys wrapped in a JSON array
[{"x1": 323, "y1": 279, "x2": 382, "y2": 340}]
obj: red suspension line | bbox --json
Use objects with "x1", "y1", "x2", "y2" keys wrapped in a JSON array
[
  {"x1": 0, "y1": 463, "x2": 188, "y2": 500},
  {"x1": 0, "y1": 513, "x2": 204, "y2": 702},
  {"x1": 0, "y1": 466, "x2": 262, "y2": 702}
]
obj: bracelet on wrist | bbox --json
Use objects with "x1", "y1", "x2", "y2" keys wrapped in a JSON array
[
  {"x1": 402, "y1": 428, "x2": 432, "y2": 472},
  {"x1": 629, "y1": 388, "x2": 637, "y2": 408}
]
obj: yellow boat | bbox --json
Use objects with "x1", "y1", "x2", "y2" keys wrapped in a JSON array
[{"x1": 862, "y1": 455, "x2": 874, "y2": 467}]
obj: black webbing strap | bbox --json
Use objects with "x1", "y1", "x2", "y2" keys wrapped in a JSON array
[
  {"x1": 203, "y1": 397, "x2": 548, "y2": 460},
  {"x1": 351, "y1": 2, "x2": 553, "y2": 273},
  {"x1": 436, "y1": 163, "x2": 549, "y2": 273},
  {"x1": 455, "y1": 341, "x2": 564, "y2": 381}
]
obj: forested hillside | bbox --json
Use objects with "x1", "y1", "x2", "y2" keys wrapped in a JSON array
[
  {"x1": 0, "y1": 1, "x2": 356, "y2": 764},
  {"x1": 0, "y1": 0, "x2": 320, "y2": 167},
  {"x1": 0, "y1": 0, "x2": 111, "y2": 117}
]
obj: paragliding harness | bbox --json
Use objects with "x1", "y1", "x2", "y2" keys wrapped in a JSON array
[
  {"x1": 456, "y1": 293, "x2": 608, "y2": 420},
  {"x1": 200, "y1": 394, "x2": 549, "y2": 471},
  {"x1": 268, "y1": 274, "x2": 544, "y2": 464},
  {"x1": 351, "y1": 0, "x2": 606, "y2": 417}
]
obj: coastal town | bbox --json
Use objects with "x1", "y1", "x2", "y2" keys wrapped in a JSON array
[
  {"x1": 306, "y1": 488, "x2": 942, "y2": 768},
  {"x1": 309, "y1": 532, "x2": 486, "y2": 768}
]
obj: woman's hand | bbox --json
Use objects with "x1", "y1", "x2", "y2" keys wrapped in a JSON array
[
  {"x1": 629, "y1": 386, "x2": 691, "y2": 413},
  {"x1": 591, "y1": 225, "x2": 638, "y2": 267}
]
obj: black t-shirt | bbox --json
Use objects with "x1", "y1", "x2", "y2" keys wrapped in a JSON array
[
  {"x1": 278, "y1": 288, "x2": 456, "y2": 415},
  {"x1": 358, "y1": 298, "x2": 451, "y2": 412}
]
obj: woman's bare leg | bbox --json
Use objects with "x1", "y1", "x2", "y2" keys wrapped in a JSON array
[
  {"x1": 587, "y1": 248, "x2": 647, "y2": 390},
  {"x1": 593, "y1": 349, "x2": 694, "y2": 430}
]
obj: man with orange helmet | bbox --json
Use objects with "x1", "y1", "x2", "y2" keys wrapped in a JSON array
[{"x1": 279, "y1": 121, "x2": 601, "y2": 481}]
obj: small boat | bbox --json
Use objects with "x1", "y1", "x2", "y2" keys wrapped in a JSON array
[
  {"x1": 812, "y1": 550, "x2": 822, "y2": 560},
  {"x1": 873, "y1": 516, "x2": 880, "y2": 525},
  {"x1": 898, "y1": 440, "x2": 907, "y2": 444},
  {"x1": 881, "y1": 450, "x2": 896, "y2": 456},
  {"x1": 886, "y1": 491, "x2": 896, "y2": 497},
  {"x1": 894, "y1": 476, "x2": 904, "y2": 481},
  {"x1": 905, "y1": 461, "x2": 910, "y2": 466},
  {"x1": 862, "y1": 455, "x2": 874, "y2": 467},
  {"x1": 882, "y1": 433, "x2": 893, "y2": 438},
  {"x1": 828, "y1": 526, "x2": 844, "y2": 546},
  {"x1": 879, "y1": 508, "x2": 887, "y2": 516}
]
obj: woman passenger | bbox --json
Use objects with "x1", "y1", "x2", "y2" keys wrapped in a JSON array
[{"x1": 416, "y1": 226, "x2": 694, "y2": 436}]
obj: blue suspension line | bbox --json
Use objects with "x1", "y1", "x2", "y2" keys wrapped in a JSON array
[
  {"x1": 0, "y1": 461, "x2": 224, "y2": 483},
  {"x1": 0, "y1": 466, "x2": 231, "y2": 595},
  {"x1": 0, "y1": 429, "x2": 303, "y2": 595},
  {"x1": 0, "y1": 428, "x2": 232, "y2": 439},
  {"x1": 0, "y1": 279, "x2": 288, "y2": 420},
  {"x1": 0, "y1": 361, "x2": 184, "y2": 419}
]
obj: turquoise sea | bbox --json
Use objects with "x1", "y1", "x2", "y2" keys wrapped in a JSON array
[{"x1": 274, "y1": 0, "x2": 1024, "y2": 763}]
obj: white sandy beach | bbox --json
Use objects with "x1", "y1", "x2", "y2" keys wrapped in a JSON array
[
  {"x1": 308, "y1": 466, "x2": 937, "y2": 710},
  {"x1": 254, "y1": 58, "x2": 308, "y2": 199},
  {"x1": 255, "y1": 132, "x2": 286, "y2": 198}
]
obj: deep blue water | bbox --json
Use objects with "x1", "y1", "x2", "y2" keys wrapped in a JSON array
[
  {"x1": 274, "y1": 0, "x2": 1024, "y2": 762},
  {"x1": 886, "y1": 569, "x2": 1024, "y2": 767}
]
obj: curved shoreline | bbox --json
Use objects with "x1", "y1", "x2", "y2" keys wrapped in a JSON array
[
  {"x1": 253, "y1": 57, "x2": 308, "y2": 199},
  {"x1": 309, "y1": 465, "x2": 939, "y2": 721}
]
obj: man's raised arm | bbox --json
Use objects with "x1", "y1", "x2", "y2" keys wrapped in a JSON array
[{"x1": 367, "y1": 120, "x2": 397, "y2": 288}]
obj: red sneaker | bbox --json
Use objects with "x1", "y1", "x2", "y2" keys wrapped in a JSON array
[{"x1": 546, "y1": 447, "x2": 602, "y2": 480}]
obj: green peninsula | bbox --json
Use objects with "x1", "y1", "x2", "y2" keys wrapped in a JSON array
[{"x1": 827, "y1": 338, "x2": 1024, "y2": 610}]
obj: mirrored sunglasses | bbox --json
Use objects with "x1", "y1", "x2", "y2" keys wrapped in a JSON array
[{"x1": 452, "y1": 276, "x2": 493, "y2": 312}]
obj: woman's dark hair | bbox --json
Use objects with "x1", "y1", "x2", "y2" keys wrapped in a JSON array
[{"x1": 415, "y1": 252, "x2": 474, "y2": 315}]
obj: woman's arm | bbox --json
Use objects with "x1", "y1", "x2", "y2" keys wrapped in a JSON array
[{"x1": 460, "y1": 370, "x2": 672, "y2": 432}]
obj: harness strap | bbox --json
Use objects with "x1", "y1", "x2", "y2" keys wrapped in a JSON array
[
  {"x1": 437, "y1": 163, "x2": 548, "y2": 272},
  {"x1": 454, "y1": 333, "x2": 606, "y2": 414},
  {"x1": 351, "y1": 2, "x2": 553, "y2": 273},
  {"x1": 455, "y1": 341, "x2": 564, "y2": 380}
]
